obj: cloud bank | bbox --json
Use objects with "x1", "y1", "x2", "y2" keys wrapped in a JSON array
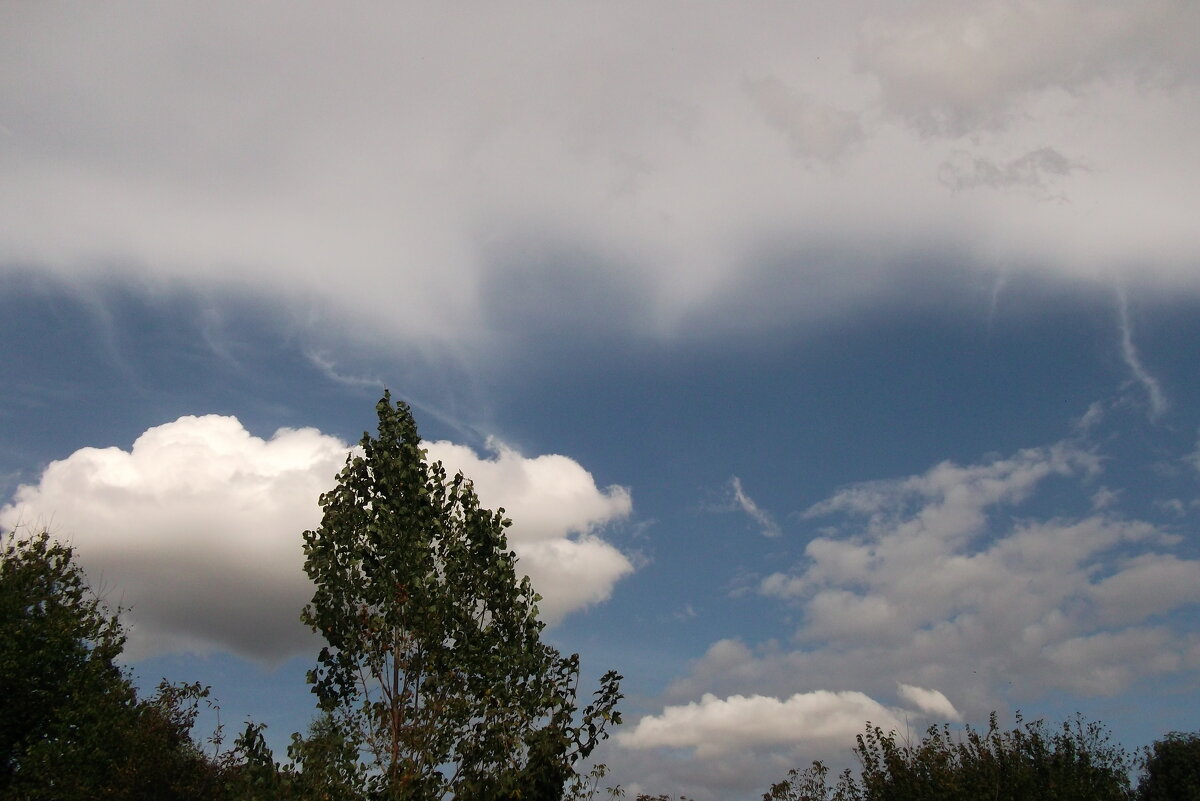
[
  {"x1": 2, "y1": 2, "x2": 1199, "y2": 353},
  {"x1": 0, "y1": 416, "x2": 633, "y2": 661}
]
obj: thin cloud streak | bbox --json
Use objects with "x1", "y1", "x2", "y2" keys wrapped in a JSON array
[
  {"x1": 730, "y1": 476, "x2": 781, "y2": 538},
  {"x1": 1116, "y1": 287, "x2": 1168, "y2": 419},
  {"x1": 306, "y1": 351, "x2": 383, "y2": 390}
]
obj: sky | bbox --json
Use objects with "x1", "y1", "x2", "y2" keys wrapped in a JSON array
[{"x1": 2, "y1": 2, "x2": 1200, "y2": 798}]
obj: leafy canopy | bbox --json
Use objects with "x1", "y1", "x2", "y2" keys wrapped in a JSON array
[
  {"x1": 765, "y1": 713, "x2": 1134, "y2": 801},
  {"x1": 0, "y1": 529, "x2": 223, "y2": 799},
  {"x1": 301, "y1": 391, "x2": 621, "y2": 800},
  {"x1": 1139, "y1": 731, "x2": 1200, "y2": 801}
]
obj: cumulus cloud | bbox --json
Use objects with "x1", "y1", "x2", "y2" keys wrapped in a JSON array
[
  {"x1": 0, "y1": 416, "x2": 346, "y2": 661},
  {"x1": 424, "y1": 440, "x2": 632, "y2": 542},
  {"x1": 652, "y1": 436, "x2": 1200, "y2": 781},
  {"x1": 618, "y1": 681, "x2": 960, "y2": 772},
  {"x1": 424, "y1": 439, "x2": 634, "y2": 623},
  {"x1": 897, "y1": 683, "x2": 961, "y2": 721},
  {"x1": 754, "y1": 441, "x2": 1198, "y2": 693},
  {"x1": 0, "y1": 415, "x2": 633, "y2": 660},
  {"x1": 619, "y1": 690, "x2": 903, "y2": 758},
  {"x1": 2, "y1": 3, "x2": 1200, "y2": 353}
]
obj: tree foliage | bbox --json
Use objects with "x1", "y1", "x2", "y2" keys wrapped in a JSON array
[
  {"x1": 1, "y1": 528, "x2": 123, "y2": 788},
  {"x1": 764, "y1": 760, "x2": 860, "y2": 801},
  {"x1": 765, "y1": 713, "x2": 1134, "y2": 801},
  {"x1": 300, "y1": 391, "x2": 622, "y2": 800},
  {"x1": 0, "y1": 529, "x2": 221, "y2": 799},
  {"x1": 1138, "y1": 731, "x2": 1200, "y2": 801}
]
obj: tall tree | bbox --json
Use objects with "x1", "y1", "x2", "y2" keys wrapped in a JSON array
[{"x1": 301, "y1": 392, "x2": 621, "y2": 800}]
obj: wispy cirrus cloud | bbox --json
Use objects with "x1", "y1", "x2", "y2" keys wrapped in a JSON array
[
  {"x1": 1115, "y1": 287, "x2": 1168, "y2": 419},
  {"x1": 728, "y1": 476, "x2": 781, "y2": 538}
]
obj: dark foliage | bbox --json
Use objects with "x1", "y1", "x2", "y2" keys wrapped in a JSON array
[
  {"x1": 0, "y1": 530, "x2": 221, "y2": 800},
  {"x1": 1138, "y1": 731, "x2": 1200, "y2": 801},
  {"x1": 766, "y1": 713, "x2": 1135, "y2": 801}
]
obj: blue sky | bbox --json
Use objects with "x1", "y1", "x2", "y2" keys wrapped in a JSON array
[{"x1": 3, "y1": 4, "x2": 1200, "y2": 798}]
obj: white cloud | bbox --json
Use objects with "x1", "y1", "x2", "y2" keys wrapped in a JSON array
[
  {"x1": 742, "y1": 77, "x2": 863, "y2": 162},
  {"x1": 424, "y1": 440, "x2": 632, "y2": 543},
  {"x1": 1075, "y1": 401, "x2": 1106, "y2": 432},
  {"x1": 0, "y1": 415, "x2": 633, "y2": 660},
  {"x1": 1116, "y1": 288, "x2": 1169, "y2": 419},
  {"x1": 857, "y1": 0, "x2": 1200, "y2": 135},
  {"x1": 2, "y1": 3, "x2": 1199, "y2": 353},
  {"x1": 618, "y1": 682, "x2": 961, "y2": 767},
  {"x1": 0, "y1": 416, "x2": 346, "y2": 661},
  {"x1": 305, "y1": 351, "x2": 383, "y2": 390},
  {"x1": 897, "y1": 683, "x2": 961, "y2": 721},
  {"x1": 618, "y1": 690, "x2": 903, "y2": 758},
  {"x1": 1089, "y1": 554, "x2": 1200, "y2": 625},
  {"x1": 1042, "y1": 628, "x2": 1184, "y2": 695},
  {"x1": 657, "y1": 437, "x2": 1200, "y2": 764},
  {"x1": 762, "y1": 441, "x2": 1196, "y2": 695},
  {"x1": 794, "y1": 442, "x2": 1100, "y2": 571},
  {"x1": 1090, "y1": 486, "x2": 1120, "y2": 510},
  {"x1": 423, "y1": 439, "x2": 634, "y2": 624},
  {"x1": 728, "y1": 476, "x2": 781, "y2": 538}
]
